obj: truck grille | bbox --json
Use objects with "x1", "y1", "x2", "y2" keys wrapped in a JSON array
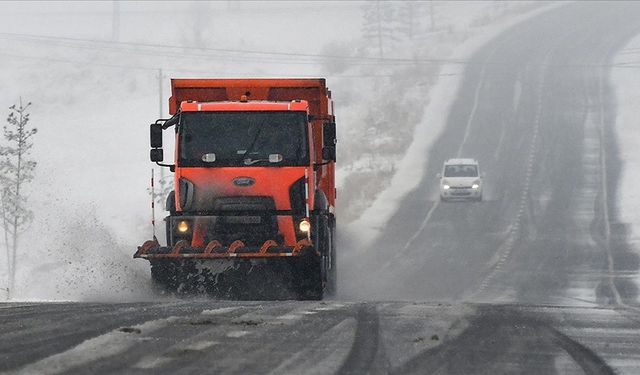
[{"x1": 210, "y1": 197, "x2": 279, "y2": 246}]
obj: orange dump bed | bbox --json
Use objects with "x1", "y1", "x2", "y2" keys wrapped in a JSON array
[{"x1": 169, "y1": 78, "x2": 333, "y2": 120}]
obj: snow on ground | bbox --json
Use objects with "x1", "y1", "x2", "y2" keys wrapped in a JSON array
[
  {"x1": 612, "y1": 33, "x2": 640, "y2": 304},
  {"x1": 0, "y1": 1, "x2": 548, "y2": 301}
]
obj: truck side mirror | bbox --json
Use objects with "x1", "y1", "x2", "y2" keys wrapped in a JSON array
[
  {"x1": 150, "y1": 148, "x2": 163, "y2": 162},
  {"x1": 323, "y1": 122, "x2": 336, "y2": 147},
  {"x1": 321, "y1": 122, "x2": 336, "y2": 162},
  {"x1": 322, "y1": 146, "x2": 336, "y2": 162},
  {"x1": 150, "y1": 123, "x2": 163, "y2": 148}
]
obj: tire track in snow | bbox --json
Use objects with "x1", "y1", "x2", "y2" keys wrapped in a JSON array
[{"x1": 337, "y1": 304, "x2": 389, "y2": 375}]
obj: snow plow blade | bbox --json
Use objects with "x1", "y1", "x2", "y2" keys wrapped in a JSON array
[{"x1": 134, "y1": 239, "x2": 315, "y2": 260}]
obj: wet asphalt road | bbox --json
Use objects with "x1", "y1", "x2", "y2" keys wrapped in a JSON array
[
  {"x1": 4, "y1": 3, "x2": 640, "y2": 374},
  {"x1": 1, "y1": 301, "x2": 640, "y2": 374}
]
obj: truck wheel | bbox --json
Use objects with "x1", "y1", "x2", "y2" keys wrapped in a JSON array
[
  {"x1": 295, "y1": 212, "x2": 329, "y2": 300},
  {"x1": 294, "y1": 254, "x2": 323, "y2": 300},
  {"x1": 325, "y1": 217, "x2": 337, "y2": 297},
  {"x1": 316, "y1": 213, "x2": 334, "y2": 298}
]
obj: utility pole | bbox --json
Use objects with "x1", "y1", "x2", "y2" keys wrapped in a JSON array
[
  {"x1": 158, "y1": 68, "x2": 163, "y2": 119},
  {"x1": 157, "y1": 68, "x2": 166, "y2": 213}
]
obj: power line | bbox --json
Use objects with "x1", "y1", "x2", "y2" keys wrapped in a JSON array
[
  {"x1": 0, "y1": 31, "x2": 466, "y2": 66},
  {"x1": 0, "y1": 51, "x2": 448, "y2": 78},
  {"x1": 0, "y1": 51, "x2": 159, "y2": 72},
  {"x1": 2, "y1": 31, "x2": 637, "y2": 74},
  {"x1": 1, "y1": 32, "x2": 635, "y2": 71}
]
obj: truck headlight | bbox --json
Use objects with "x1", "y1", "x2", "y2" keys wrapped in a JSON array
[
  {"x1": 443, "y1": 184, "x2": 450, "y2": 190},
  {"x1": 298, "y1": 218, "x2": 311, "y2": 233},
  {"x1": 177, "y1": 220, "x2": 190, "y2": 233},
  {"x1": 472, "y1": 183, "x2": 480, "y2": 189}
]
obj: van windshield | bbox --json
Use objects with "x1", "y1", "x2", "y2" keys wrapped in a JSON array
[
  {"x1": 179, "y1": 111, "x2": 309, "y2": 167},
  {"x1": 444, "y1": 164, "x2": 478, "y2": 177}
]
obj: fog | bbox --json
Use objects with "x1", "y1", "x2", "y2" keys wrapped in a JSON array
[{"x1": 0, "y1": 1, "x2": 549, "y2": 300}]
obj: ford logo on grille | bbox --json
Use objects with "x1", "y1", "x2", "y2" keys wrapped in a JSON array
[{"x1": 233, "y1": 176, "x2": 255, "y2": 187}]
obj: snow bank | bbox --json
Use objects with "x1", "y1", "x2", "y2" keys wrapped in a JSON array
[
  {"x1": 611, "y1": 32, "x2": 640, "y2": 303},
  {"x1": 613, "y1": 36, "x2": 640, "y2": 243}
]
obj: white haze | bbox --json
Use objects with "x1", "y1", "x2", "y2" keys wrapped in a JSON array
[{"x1": 0, "y1": 1, "x2": 543, "y2": 301}]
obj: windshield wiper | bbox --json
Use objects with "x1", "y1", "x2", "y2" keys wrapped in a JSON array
[
  {"x1": 243, "y1": 158, "x2": 269, "y2": 166},
  {"x1": 238, "y1": 122, "x2": 266, "y2": 164}
]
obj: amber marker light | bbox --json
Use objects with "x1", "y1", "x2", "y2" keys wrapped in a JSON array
[{"x1": 177, "y1": 220, "x2": 190, "y2": 233}]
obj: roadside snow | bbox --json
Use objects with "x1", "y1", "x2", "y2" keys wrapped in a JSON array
[{"x1": 611, "y1": 33, "x2": 640, "y2": 304}]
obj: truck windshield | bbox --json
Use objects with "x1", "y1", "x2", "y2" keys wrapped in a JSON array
[
  {"x1": 179, "y1": 111, "x2": 309, "y2": 167},
  {"x1": 444, "y1": 165, "x2": 478, "y2": 177}
]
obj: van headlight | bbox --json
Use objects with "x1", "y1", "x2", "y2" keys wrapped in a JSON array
[
  {"x1": 443, "y1": 184, "x2": 450, "y2": 190},
  {"x1": 472, "y1": 183, "x2": 480, "y2": 189}
]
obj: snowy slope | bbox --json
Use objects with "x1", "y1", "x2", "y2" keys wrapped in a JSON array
[{"x1": 612, "y1": 32, "x2": 640, "y2": 304}]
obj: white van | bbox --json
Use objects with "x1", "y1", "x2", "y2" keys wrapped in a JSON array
[{"x1": 437, "y1": 158, "x2": 483, "y2": 202}]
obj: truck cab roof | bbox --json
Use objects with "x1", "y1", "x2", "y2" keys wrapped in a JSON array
[{"x1": 180, "y1": 100, "x2": 309, "y2": 112}]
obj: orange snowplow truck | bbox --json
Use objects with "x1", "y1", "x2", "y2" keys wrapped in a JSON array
[{"x1": 135, "y1": 78, "x2": 336, "y2": 299}]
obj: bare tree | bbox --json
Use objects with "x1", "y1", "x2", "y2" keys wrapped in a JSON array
[
  {"x1": 1, "y1": 98, "x2": 37, "y2": 299},
  {"x1": 147, "y1": 168, "x2": 173, "y2": 210},
  {"x1": 361, "y1": 1, "x2": 399, "y2": 58},
  {"x1": 397, "y1": 2, "x2": 417, "y2": 40}
]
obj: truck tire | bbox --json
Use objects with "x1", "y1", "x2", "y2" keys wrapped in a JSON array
[
  {"x1": 316, "y1": 212, "x2": 333, "y2": 298},
  {"x1": 292, "y1": 252, "x2": 323, "y2": 300},
  {"x1": 325, "y1": 216, "x2": 337, "y2": 297},
  {"x1": 294, "y1": 212, "x2": 330, "y2": 300}
]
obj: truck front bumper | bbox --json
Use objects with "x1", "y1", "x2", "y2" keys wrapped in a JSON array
[{"x1": 134, "y1": 239, "x2": 315, "y2": 260}]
